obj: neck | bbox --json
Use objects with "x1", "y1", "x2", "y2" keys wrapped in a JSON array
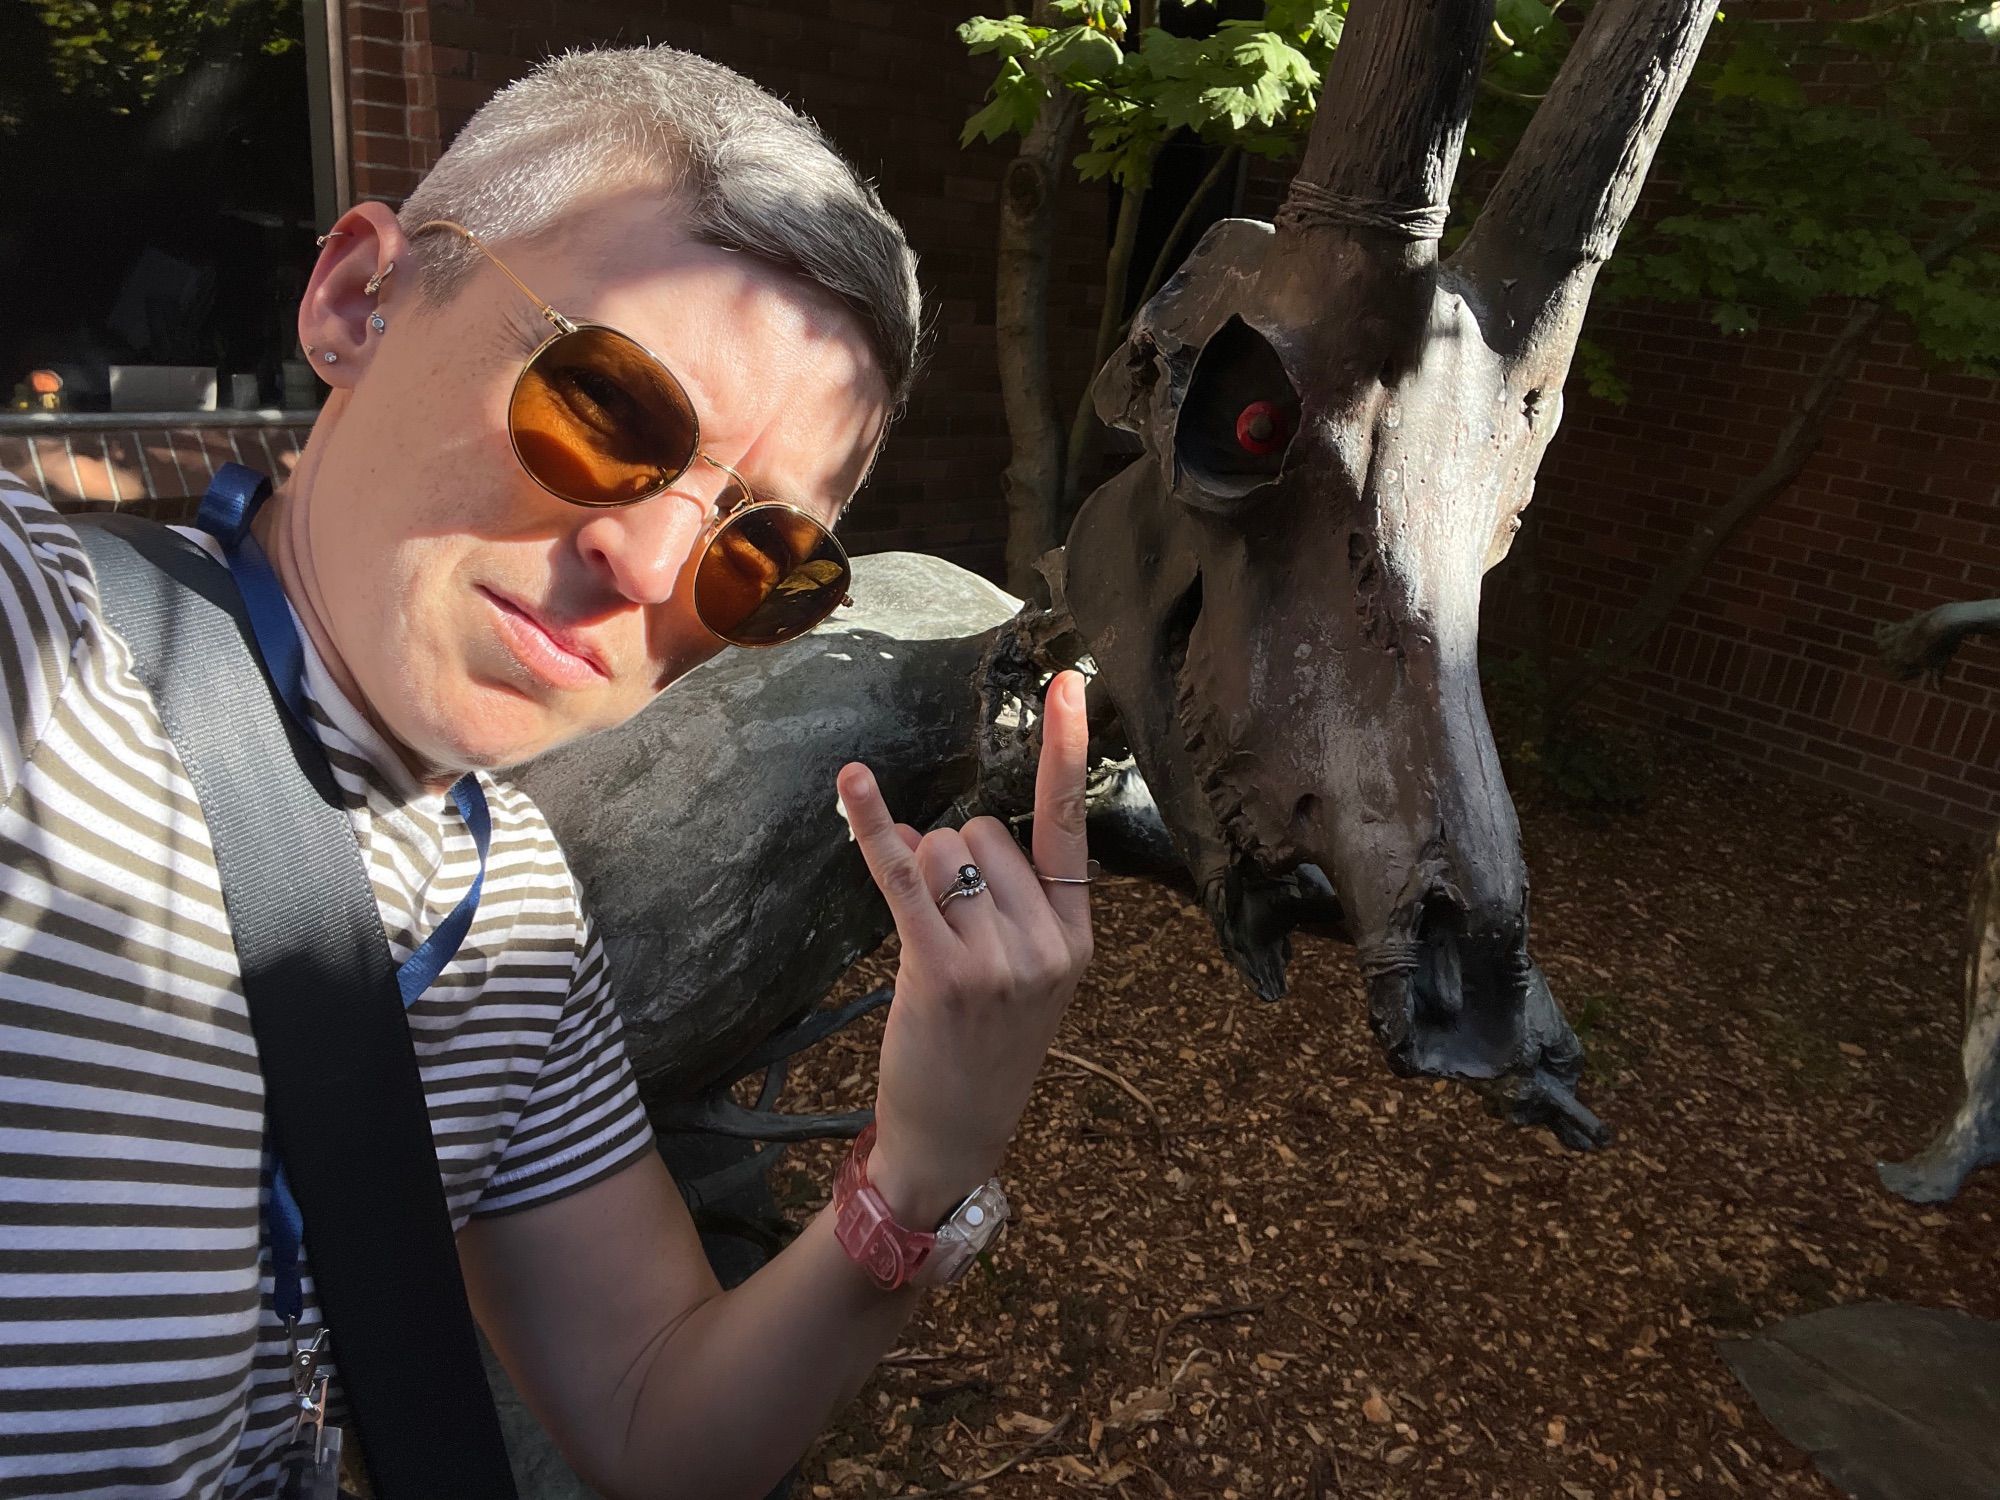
[{"x1": 252, "y1": 440, "x2": 460, "y2": 794}]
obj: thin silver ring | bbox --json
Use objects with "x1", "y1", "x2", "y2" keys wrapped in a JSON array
[
  {"x1": 936, "y1": 863, "x2": 989, "y2": 911},
  {"x1": 1035, "y1": 859, "x2": 1102, "y2": 886}
]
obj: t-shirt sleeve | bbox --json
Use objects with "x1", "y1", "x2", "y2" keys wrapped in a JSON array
[
  {"x1": 0, "y1": 472, "x2": 93, "y2": 806},
  {"x1": 474, "y1": 909, "x2": 658, "y2": 1217}
]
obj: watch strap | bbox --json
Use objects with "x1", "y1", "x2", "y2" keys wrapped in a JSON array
[
  {"x1": 831, "y1": 1126, "x2": 1010, "y2": 1291},
  {"x1": 833, "y1": 1125, "x2": 935, "y2": 1291}
]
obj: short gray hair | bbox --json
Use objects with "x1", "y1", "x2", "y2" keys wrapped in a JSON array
[{"x1": 398, "y1": 46, "x2": 922, "y2": 406}]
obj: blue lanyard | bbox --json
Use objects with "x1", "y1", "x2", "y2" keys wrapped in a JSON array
[{"x1": 197, "y1": 463, "x2": 491, "y2": 1326}]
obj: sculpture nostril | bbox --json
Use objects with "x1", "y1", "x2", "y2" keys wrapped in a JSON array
[
  {"x1": 1235, "y1": 400, "x2": 1288, "y2": 455},
  {"x1": 1288, "y1": 793, "x2": 1322, "y2": 847}
]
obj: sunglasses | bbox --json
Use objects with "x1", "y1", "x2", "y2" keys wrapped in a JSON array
[{"x1": 408, "y1": 218, "x2": 855, "y2": 649}]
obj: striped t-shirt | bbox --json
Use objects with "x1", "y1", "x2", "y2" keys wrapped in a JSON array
[{"x1": 0, "y1": 474, "x2": 657, "y2": 1497}]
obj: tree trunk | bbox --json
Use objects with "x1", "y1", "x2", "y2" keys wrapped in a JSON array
[
  {"x1": 998, "y1": 81, "x2": 1080, "y2": 596},
  {"x1": 1544, "y1": 210, "x2": 1992, "y2": 724},
  {"x1": 1062, "y1": 153, "x2": 1158, "y2": 513}
]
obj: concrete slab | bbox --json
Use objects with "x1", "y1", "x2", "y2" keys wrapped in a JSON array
[{"x1": 1719, "y1": 1303, "x2": 2000, "y2": 1500}]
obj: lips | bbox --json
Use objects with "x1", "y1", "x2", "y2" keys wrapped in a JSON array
[{"x1": 479, "y1": 586, "x2": 610, "y2": 690}]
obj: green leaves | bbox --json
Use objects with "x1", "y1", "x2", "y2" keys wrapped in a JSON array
[
  {"x1": 956, "y1": 1, "x2": 1341, "y2": 181},
  {"x1": 958, "y1": 16, "x2": 1045, "y2": 59},
  {"x1": 961, "y1": 57, "x2": 1048, "y2": 146},
  {"x1": 1492, "y1": 0, "x2": 1554, "y2": 48},
  {"x1": 30, "y1": 0, "x2": 299, "y2": 104},
  {"x1": 1708, "y1": 36, "x2": 1802, "y2": 107},
  {"x1": 1043, "y1": 24, "x2": 1125, "y2": 81},
  {"x1": 1543, "y1": 4, "x2": 2000, "y2": 382}
]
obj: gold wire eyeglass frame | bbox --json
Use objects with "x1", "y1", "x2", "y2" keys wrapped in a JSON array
[{"x1": 404, "y1": 217, "x2": 855, "y2": 638}]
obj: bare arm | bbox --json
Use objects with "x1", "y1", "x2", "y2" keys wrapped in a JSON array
[
  {"x1": 461, "y1": 670, "x2": 1096, "y2": 1499},
  {"x1": 459, "y1": 1152, "x2": 922, "y2": 1500}
]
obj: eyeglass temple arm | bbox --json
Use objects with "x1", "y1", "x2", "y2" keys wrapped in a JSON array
[{"x1": 410, "y1": 219, "x2": 577, "y2": 336}]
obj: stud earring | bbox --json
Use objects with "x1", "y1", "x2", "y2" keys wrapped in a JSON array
[
  {"x1": 322, "y1": 350, "x2": 339, "y2": 365},
  {"x1": 370, "y1": 312, "x2": 387, "y2": 333},
  {"x1": 364, "y1": 260, "x2": 396, "y2": 296}
]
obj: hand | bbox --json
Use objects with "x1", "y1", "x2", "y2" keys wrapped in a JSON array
[{"x1": 836, "y1": 670, "x2": 1095, "y2": 1228}]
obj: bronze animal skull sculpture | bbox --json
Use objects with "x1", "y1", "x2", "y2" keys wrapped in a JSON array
[
  {"x1": 517, "y1": 0, "x2": 1720, "y2": 1160},
  {"x1": 1056, "y1": 0, "x2": 1720, "y2": 1149}
]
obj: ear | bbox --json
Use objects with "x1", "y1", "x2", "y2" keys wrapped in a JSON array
[{"x1": 297, "y1": 200, "x2": 411, "y2": 388}]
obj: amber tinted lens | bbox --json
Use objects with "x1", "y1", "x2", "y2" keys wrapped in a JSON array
[
  {"x1": 510, "y1": 326, "x2": 698, "y2": 505},
  {"x1": 695, "y1": 504, "x2": 852, "y2": 646}
]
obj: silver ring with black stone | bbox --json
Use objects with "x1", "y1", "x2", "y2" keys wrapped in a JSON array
[{"x1": 936, "y1": 863, "x2": 989, "y2": 911}]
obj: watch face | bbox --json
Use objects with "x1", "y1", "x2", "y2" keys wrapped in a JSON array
[{"x1": 917, "y1": 1180, "x2": 1010, "y2": 1287}]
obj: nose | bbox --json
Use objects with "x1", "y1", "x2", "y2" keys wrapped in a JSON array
[{"x1": 571, "y1": 479, "x2": 719, "y2": 607}]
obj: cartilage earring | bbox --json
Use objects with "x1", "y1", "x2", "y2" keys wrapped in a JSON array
[
  {"x1": 370, "y1": 313, "x2": 387, "y2": 332},
  {"x1": 315, "y1": 230, "x2": 349, "y2": 246},
  {"x1": 364, "y1": 260, "x2": 395, "y2": 296}
]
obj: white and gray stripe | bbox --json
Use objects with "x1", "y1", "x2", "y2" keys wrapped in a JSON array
[{"x1": 0, "y1": 476, "x2": 656, "y2": 1498}]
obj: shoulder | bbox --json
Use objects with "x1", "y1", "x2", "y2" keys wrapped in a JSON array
[
  {"x1": 0, "y1": 469, "x2": 94, "y2": 593},
  {"x1": 477, "y1": 772, "x2": 597, "y2": 947},
  {"x1": 0, "y1": 471, "x2": 106, "y2": 802}
]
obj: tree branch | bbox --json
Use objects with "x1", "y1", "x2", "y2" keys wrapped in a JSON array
[
  {"x1": 1279, "y1": 0, "x2": 1494, "y2": 255},
  {"x1": 1545, "y1": 208, "x2": 1993, "y2": 721},
  {"x1": 1877, "y1": 599, "x2": 2000, "y2": 682},
  {"x1": 1454, "y1": 0, "x2": 1719, "y2": 348},
  {"x1": 1136, "y1": 146, "x2": 1240, "y2": 312},
  {"x1": 1547, "y1": 294, "x2": 1888, "y2": 722}
]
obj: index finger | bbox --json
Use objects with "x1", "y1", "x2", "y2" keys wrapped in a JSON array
[
  {"x1": 837, "y1": 762, "x2": 953, "y2": 944},
  {"x1": 1031, "y1": 670, "x2": 1092, "y2": 934}
]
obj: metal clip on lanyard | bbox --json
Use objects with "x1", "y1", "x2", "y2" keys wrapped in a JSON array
[{"x1": 195, "y1": 465, "x2": 493, "y2": 1479}]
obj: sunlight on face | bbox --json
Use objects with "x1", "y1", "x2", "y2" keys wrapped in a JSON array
[{"x1": 292, "y1": 193, "x2": 892, "y2": 776}]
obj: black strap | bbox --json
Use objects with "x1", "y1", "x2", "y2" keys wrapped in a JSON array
[{"x1": 72, "y1": 513, "x2": 518, "y2": 1499}]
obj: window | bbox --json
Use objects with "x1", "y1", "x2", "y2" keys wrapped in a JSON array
[{"x1": 0, "y1": 1, "x2": 334, "y2": 413}]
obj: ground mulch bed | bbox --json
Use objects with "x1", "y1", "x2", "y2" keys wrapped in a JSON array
[{"x1": 769, "y1": 752, "x2": 1997, "y2": 1499}]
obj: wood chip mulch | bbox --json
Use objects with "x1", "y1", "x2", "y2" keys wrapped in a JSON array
[{"x1": 768, "y1": 751, "x2": 1998, "y2": 1499}]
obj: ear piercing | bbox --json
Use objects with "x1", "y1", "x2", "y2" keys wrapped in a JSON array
[{"x1": 312, "y1": 230, "x2": 393, "y2": 328}]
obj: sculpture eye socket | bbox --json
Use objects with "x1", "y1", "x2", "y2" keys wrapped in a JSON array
[{"x1": 1173, "y1": 315, "x2": 1300, "y2": 507}]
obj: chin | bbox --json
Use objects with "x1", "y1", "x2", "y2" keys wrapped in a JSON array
[{"x1": 406, "y1": 694, "x2": 564, "y2": 776}]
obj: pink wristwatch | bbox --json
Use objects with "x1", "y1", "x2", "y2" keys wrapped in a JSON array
[{"x1": 833, "y1": 1125, "x2": 1010, "y2": 1291}]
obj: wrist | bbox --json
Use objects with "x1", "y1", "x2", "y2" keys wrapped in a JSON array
[
  {"x1": 832, "y1": 1126, "x2": 1011, "y2": 1293},
  {"x1": 861, "y1": 1138, "x2": 985, "y2": 1231}
]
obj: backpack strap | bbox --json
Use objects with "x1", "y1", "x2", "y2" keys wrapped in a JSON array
[{"x1": 72, "y1": 512, "x2": 518, "y2": 1499}]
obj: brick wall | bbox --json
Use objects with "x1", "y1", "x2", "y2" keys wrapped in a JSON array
[
  {"x1": 1486, "y1": 302, "x2": 2000, "y2": 833},
  {"x1": 0, "y1": 422, "x2": 310, "y2": 518},
  {"x1": 337, "y1": 0, "x2": 1110, "y2": 577}
]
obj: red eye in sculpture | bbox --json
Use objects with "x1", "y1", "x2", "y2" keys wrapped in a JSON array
[
  {"x1": 1235, "y1": 400, "x2": 1290, "y2": 455},
  {"x1": 1173, "y1": 316, "x2": 1300, "y2": 508}
]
